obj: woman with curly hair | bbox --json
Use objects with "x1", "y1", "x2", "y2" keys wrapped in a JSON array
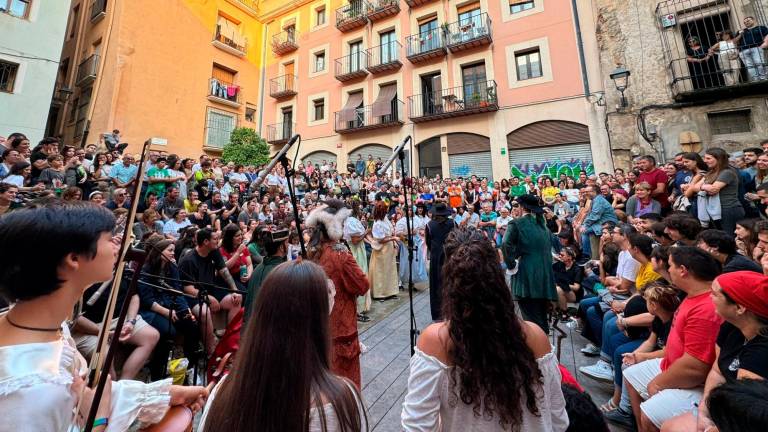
[{"x1": 402, "y1": 227, "x2": 568, "y2": 431}]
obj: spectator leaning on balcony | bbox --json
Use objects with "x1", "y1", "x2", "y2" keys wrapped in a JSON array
[{"x1": 736, "y1": 16, "x2": 768, "y2": 82}]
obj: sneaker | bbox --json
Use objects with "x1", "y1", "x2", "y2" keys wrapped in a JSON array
[
  {"x1": 604, "y1": 408, "x2": 636, "y2": 429},
  {"x1": 579, "y1": 360, "x2": 613, "y2": 382},
  {"x1": 580, "y1": 343, "x2": 600, "y2": 356}
]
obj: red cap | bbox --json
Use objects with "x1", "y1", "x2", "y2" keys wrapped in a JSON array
[{"x1": 716, "y1": 271, "x2": 768, "y2": 319}]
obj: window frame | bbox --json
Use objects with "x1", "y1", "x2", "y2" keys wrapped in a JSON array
[
  {"x1": 316, "y1": 6, "x2": 326, "y2": 26},
  {"x1": 0, "y1": 60, "x2": 20, "y2": 93},
  {"x1": 205, "y1": 108, "x2": 238, "y2": 150},
  {"x1": 2, "y1": 0, "x2": 31, "y2": 19},
  {"x1": 510, "y1": 0, "x2": 535, "y2": 14},
  {"x1": 707, "y1": 109, "x2": 752, "y2": 135},
  {"x1": 313, "y1": 98, "x2": 325, "y2": 121},
  {"x1": 515, "y1": 48, "x2": 542, "y2": 81},
  {"x1": 314, "y1": 51, "x2": 326, "y2": 72}
]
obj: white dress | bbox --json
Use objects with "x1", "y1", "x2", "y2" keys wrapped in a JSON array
[
  {"x1": 401, "y1": 348, "x2": 569, "y2": 432},
  {"x1": 0, "y1": 325, "x2": 171, "y2": 432}
]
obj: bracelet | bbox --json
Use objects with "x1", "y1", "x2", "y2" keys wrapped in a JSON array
[{"x1": 93, "y1": 418, "x2": 108, "y2": 427}]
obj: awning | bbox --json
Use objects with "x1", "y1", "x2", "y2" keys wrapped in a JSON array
[
  {"x1": 339, "y1": 92, "x2": 364, "y2": 121},
  {"x1": 371, "y1": 84, "x2": 397, "y2": 117}
]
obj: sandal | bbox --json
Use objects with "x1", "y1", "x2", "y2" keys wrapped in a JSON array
[{"x1": 600, "y1": 399, "x2": 618, "y2": 413}]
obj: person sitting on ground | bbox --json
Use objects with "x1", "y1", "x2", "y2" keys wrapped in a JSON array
[
  {"x1": 623, "y1": 247, "x2": 723, "y2": 432},
  {"x1": 626, "y1": 182, "x2": 662, "y2": 225},
  {"x1": 553, "y1": 247, "x2": 583, "y2": 317},
  {"x1": 402, "y1": 227, "x2": 569, "y2": 431},
  {"x1": 696, "y1": 229, "x2": 763, "y2": 273}
]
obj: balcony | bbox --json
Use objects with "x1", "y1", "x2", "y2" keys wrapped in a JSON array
[
  {"x1": 228, "y1": 0, "x2": 259, "y2": 15},
  {"x1": 90, "y1": 0, "x2": 106, "y2": 22},
  {"x1": 269, "y1": 75, "x2": 297, "y2": 99},
  {"x1": 76, "y1": 54, "x2": 99, "y2": 86},
  {"x1": 405, "y1": 0, "x2": 437, "y2": 7},
  {"x1": 336, "y1": 1, "x2": 368, "y2": 32},
  {"x1": 365, "y1": 41, "x2": 402, "y2": 74},
  {"x1": 207, "y1": 78, "x2": 242, "y2": 108},
  {"x1": 213, "y1": 28, "x2": 247, "y2": 57},
  {"x1": 656, "y1": 0, "x2": 768, "y2": 102},
  {"x1": 266, "y1": 123, "x2": 296, "y2": 144},
  {"x1": 272, "y1": 30, "x2": 298, "y2": 55},
  {"x1": 366, "y1": 0, "x2": 399, "y2": 22},
  {"x1": 405, "y1": 29, "x2": 446, "y2": 64},
  {"x1": 445, "y1": 13, "x2": 492, "y2": 53},
  {"x1": 335, "y1": 100, "x2": 404, "y2": 134},
  {"x1": 335, "y1": 52, "x2": 369, "y2": 82},
  {"x1": 408, "y1": 80, "x2": 498, "y2": 123}
]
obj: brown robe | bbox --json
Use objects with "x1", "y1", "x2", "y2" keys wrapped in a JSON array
[{"x1": 314, "y1": 241, "x2": 370, "y2": 388}]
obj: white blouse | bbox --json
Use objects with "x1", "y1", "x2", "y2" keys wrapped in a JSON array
[
  {"x1": 372, "y1": 218, "x2": 393, "y2": 241},
  {"x1": 0, "y1": 325, "x2": 171, "y2": 432},
  {"x1": 401, "y1": 348, "x2": 568, "y2": 432},
  {"x1": 343, "y1": 216, "x2": 367, "y2": 241}
]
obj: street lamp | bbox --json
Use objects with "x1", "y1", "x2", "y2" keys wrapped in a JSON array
[{"x1": 609, "y1": 65, "x2": 631, "y2": 108}]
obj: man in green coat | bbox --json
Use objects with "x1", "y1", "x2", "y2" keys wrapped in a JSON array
[
  {"x1": 502, "y1": 194, "x2": 557, "y2": 333},
  {"x1": 245, "y1": 230, "x2": 289, "y2": 320}
]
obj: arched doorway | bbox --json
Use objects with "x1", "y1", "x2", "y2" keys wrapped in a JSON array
[
  {"x1": 506, "y1": 120, "x2": 592, "y2": 180},
  {"x1": 418, "y1": 137, "x2": 441, "y2": 178},
  {"x1": 302, "y1": 150, "x2": 337, "y2": 169},
  {"x1": 446, "y1": 133, "x2": 492, "y2": 180}
]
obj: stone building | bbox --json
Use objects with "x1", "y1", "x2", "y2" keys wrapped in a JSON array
[{"x1": 592, "y1": 0, "x2": 768, "y2": 168}]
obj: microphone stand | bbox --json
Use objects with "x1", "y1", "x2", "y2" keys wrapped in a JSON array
[
  {"x1": 397, "y1": 149, "x2": 418, "y2": 355},
  {"x1": 277, "y1": 136, "x2": 307, "y2": 258}
]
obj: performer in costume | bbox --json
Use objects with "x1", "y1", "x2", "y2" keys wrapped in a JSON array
[
  {"x1": 306, "y1": 199, "x2": 370, "y2": 388},
  {"x1": 368, "y1": 201, "x2": 400, "y2": 299},
  {"x1": 425, "y1": 203, "x2": 454, "y2": 321},
  {"x1": 344, "y1": 200, "x2": 372, "y2": 322},
  {"x1": 0, "y1": 202, "x2": 206, "y2": 432},
  {"x1": 395, "y1": 206, "x2": 428, "y2": 289}
]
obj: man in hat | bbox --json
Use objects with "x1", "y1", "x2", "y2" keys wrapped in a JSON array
[
  {"x1": 502, "y1": 194, "x2": 557, "y2": 333},
  {"x1": 426, "y1": 203, "x2": 454, "y2": 321},
  {"x1": 306, "y1": 199, "x2": 369, "y2": 388}
]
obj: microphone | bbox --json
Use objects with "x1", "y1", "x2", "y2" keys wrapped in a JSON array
[
  {"x1": 252, "y1": 134, "x2": 300, "y2": 188},
  {"x1": 377, "y1": 135, "x2": 411, "y2": 177}
]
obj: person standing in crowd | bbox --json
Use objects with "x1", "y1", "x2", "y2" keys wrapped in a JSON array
[
  {"x1": 663, "y1": 270, "x2": 768, "y2": 431},
  {"x1": 636, "y1": 156, "x2": 669, "y2": 212},
  {"x1": 344, "y1": 201, "x2": 371, "y2": 322},
  {"x1": 200, "y1": 260, "x2": 368, "y2": 431},
  {"x1": 306, "y1": 199, "x2": 369, "y2": 387},
  {"x1": 579, "y1": 186, "x2": 619, "y2": 260},
  {"x1": 246, "y1": 229, "x2": 288, "y2": 319},
  {"x1": 368, "y1": 201, "x2": 399, "y2": 300},
  {"x1": 402, "y1": 228, "x2": 568, "y2": 431},
  {"x1": 502, "y1": 194, "x2": 557, "y2": 333},
  {"x1": 691, "y1": 147, "x2": 744, "y2": 234},
  {"x1": 425, "y1": 203, "x2": 454, "y2": 321},
  {"x1": 737, "y1": 16, "x2": 768, "y2": 82}
]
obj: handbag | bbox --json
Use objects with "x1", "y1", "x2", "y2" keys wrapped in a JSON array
[{"x1": 673, "y1": 194, "x2": 691, "y2": 212}]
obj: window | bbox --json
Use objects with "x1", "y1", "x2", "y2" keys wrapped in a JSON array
[
  {"x1": 69, "y1": 5, "x2": 80, "y2": 39},
  {"x1": 1, "y1": 0, "x2": 31, "y2": 18},
  {"x1": 708, "y1": 110, "x2": 752, "y2": 135},
  {"x1": 462, "y1": 63, "x2": 487, "y2": 101},
  {"x1": 206, "y1": 109, "x2": 237, "y2": 149},
  {"x1": 68, "y1": 97, "x2": 79, "y2": 123},
  {"x1": 0, "y1": 60, "x2": 19, "y2": 93},
  {"x1": 349, "y1": 41, "x2": 363, "y2": 71},
  {"x1": 314, "y1": 51, "x2": 326, "y2": 72},
  {"x1": 515, "y1": 49, "x2": 542, "y2": 80},
  {"x1": 380, "y1": 30, "x2": 396, "y2": 64},
  {"x1": 316, "y1": 6, "x2": 326, "y2": 26},
  {"x1": 245, "y1": 105, "x2": 256, "y2": 122},
  {"x1": 510, "y1": 0, "x2": 534, "y2": 14},
  {"x1": 313, "y1": 98, "x2": 325, "y2": 121}
]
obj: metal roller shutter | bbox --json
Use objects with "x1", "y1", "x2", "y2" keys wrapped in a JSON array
[
  {"x1": 508, "y1": 143, "x2": 593, "y2": 179},
  {"x1": 302, "y1": 151, "x2": 337, "y2": 168},
  {"x1": 449, "y1": 151, "x2": 493, "y2": 180},
  {"x1": 348, "y1": 144, "x2": 392, "y2": 162}
]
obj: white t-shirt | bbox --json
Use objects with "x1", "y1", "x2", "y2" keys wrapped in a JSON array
[{"x1": 616, "y1": 250, "x2": 640, "y2": 282}]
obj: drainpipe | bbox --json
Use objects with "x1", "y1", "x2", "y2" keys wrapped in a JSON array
[
  {"x1": 570, "y1": 0, "x2": 590, "y2": 96},
  {"x1": 257, "y1": 21, "x2": 269, "y2": 133}
]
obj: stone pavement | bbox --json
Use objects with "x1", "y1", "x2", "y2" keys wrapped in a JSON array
[{"x1": 358, "y1": 289, "x2": 629, "y2": 432}]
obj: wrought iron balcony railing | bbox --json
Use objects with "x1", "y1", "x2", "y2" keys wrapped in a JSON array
[
  {"x1": 214, "y1": 27, "x2": 247, "y2": 56},
  {"x1": 335, "y1": 51, "x2": 369, "y2": 81},
  {"x1": 335, "y1": 100, "x2": 404, "y2": 133},
  {"x1": 336, "y1": 1, "x2": 369, "y2": 31},
  {"x1": 444, "y1": 13, "x2": 493, "y2": 52},
  {"x1": 405, "y1": 28, "x2": 446, "y2": 63},
  {"x1": 272, "y1": 30, "x2": 299, "y2": 55},
  {"x1": 76, "y1": 54, "x2": 99, "y2": 86},
  {"x1": 266, "y1": 123, "x2": 296, "y2": 144},
  {"x1": 366, "y1": 0, "x2": 399, "y2": 22},
  {"x1": 90, "y1": 0, "x2": 107, "y2": 21},
  {"x1": 208, "y1": 78, "x2": 242, "y2": 107},
  {"x1": 366, "y1": 41, "x2": 402, "y2": 74},
  {"x1": 269, "y1": 74, "x2": 297, "y2": 99},
  {"x1": 408, "y1": 80, "x2": 498, "y2": 122}
]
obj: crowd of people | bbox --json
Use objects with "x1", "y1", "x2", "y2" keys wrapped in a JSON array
[{"x1": 1, "y1": 130, "x2": 768, "y2": 432}]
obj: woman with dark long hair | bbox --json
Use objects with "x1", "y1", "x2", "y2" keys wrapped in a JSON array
[
  {"x1": 692, "y1": 147, "x2": 744, "y2": 234},
  {"x1": 402, "y1": 227, "x2": 568, "y2": 431},
  {"x1": 200, "y1": 260, "x2": 368, "y2": 431},
  {"x1": 368, "y1": 201, "x2": 399, "y2": 300},
  {"x1": 219, "y1": 223, "x2": 253, "y2": 291}
]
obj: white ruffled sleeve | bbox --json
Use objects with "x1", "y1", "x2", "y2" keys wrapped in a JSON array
[
  {"x1": 372, "y1": 220, "x2": 389, "y2": 240},
  {"x1": 107, "y1": 378, "x2": 172, "y2": 431},
  {"x1": 401, "y1": 348, "x2": 447, "y2": 432},
  {"x1": 536, "y1": 352, "x2": 569, "y2": 432}
]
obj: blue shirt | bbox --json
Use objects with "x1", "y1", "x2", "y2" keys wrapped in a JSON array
[
  {"x1": 110, "y1": 163, "x2": 138, "y2": 185},
  {"x1": 582, "y1": 195, "x2": 618, "y2": 235},
  {"x1": 739, "y1": 25, "x2": 768, "y2": 49},
  {"x1": 674, "y1": 170, "x2": 693, "y2": 195}
]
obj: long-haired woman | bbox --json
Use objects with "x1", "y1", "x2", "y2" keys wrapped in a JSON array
[
  {"x1": 201, "y1": 260, "x2": 368, "y2": 431},
  {"x1": 368, "y1": 201, "x2": 399, "y2": 300},
  {"x1": 402, "y1": 227, "x2": 568, "y2": 431},
  {"x1": 692, "y1": 147, "x2": 744, "y2": 234},
  {"x1": 344, "y1": 200, "x2": 371, "y2": 321},
  {"x1": 219, "y1": 223, "x2": 253, "y2": 292},
  {"x1": 735, "y1": 219, "x2": 759, "y2": 258}
]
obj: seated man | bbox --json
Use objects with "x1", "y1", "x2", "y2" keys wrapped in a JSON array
[
  {"x1": 623, "y1": 247, "x2": 722, "y2": 431},
  {"x1": 553, "y1": 247, "x2": 583, "y2": 314}
]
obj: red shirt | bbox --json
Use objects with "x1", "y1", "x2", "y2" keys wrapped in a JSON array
[
  {"x1": 638, "y1": 168, "x2": 669, "y2": 207},
  {"x1": 661, "y1": 291, "x2": 722, "y2": 371},
  {"x1": 220, "y1": 247, "x2": 249, "y2": 276}
]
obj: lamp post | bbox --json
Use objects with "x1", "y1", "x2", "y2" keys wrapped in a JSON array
[{"x1": 609, "y1": 65, "x2": 631, "y2": 108}]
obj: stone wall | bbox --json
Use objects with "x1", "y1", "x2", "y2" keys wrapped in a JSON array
[{"x1": 593, "y1": 0, "x2": 768, "y2": 169}]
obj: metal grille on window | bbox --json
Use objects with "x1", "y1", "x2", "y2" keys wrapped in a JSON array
[
  {"x1": 206, "y1": 111, "x2": 236, "y2": 149},
  {"x1": 708, "y1": 109, "x2": 752, "y2": 135},
  {"x1": 0, "y1": 61, "x2": 19, "y2": 92}
]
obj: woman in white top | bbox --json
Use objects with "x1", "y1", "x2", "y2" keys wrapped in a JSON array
[
  {"x1": 709, "y1": 30, "x2": 742, "y2": 86},
  {"x1": 0, "y1": 203, "x2": 207, "y2": 432},
  {"x1": 200, "y1": 260, "x2": 368, "y2": 431},
  {"x1": 369, "y1": 201, "x2": 400, "y2": 299},
  {"x1": 402, "y1": 227, "x2": 569, "y2": 432}
]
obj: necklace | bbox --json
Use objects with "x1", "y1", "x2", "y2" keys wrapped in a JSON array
[{"x1": 5, "y1": 315, "x2": 61, "y2": 333}]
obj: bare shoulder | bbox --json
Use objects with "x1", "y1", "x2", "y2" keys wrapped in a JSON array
[
  {"x1": 522, "y1": 321, "x2": 552, "y2": 359},
  {"x1": 416, "y1": 322, "x2": 451, "y2": 365}
]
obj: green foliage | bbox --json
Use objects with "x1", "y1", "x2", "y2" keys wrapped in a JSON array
[{"x1": 221, "y1": 127, "x2": 270, "y2": 166}]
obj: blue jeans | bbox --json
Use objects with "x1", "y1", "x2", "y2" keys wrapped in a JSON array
[
  {"x1": 600, "y1": 312, "x2": 618, "y2": 360},
  {"x1": 612, "y1": 338, "x2": 643, "y2": 385},
  {"x1": 581, "y1": 296, "x2": 602, "y2": 345},
  {"x1": 580, "y1": 232, "x2": 592, "y2": 257}
]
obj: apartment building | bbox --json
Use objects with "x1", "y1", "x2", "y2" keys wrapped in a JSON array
[
  {"x1": 1, "y1": 0, "x2": 70, "y2": 145},
  {"x1": 260, "y1": 0, "x2": 612, "y2": 179},
  {"x1": 48, "y1": 0, "x2": 263, "y2": 157}
]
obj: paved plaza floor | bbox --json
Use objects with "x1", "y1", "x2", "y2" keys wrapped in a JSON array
[{"x1": 359, "y1": 289, "x2": 628, "y2": 432}]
